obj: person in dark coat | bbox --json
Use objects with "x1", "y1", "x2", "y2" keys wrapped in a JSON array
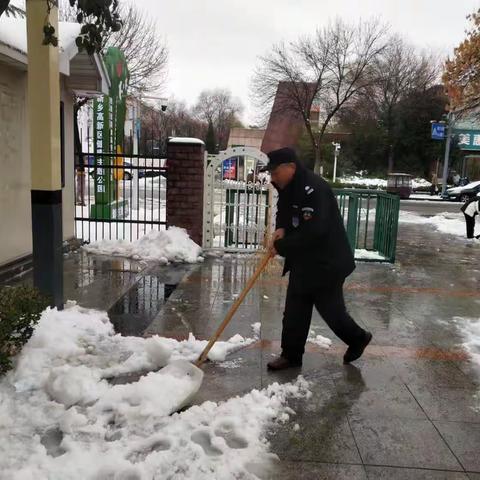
[
  {"x1": 264, "y1": 147, "x2": 372, "y2": 370},
  {"x1": 461, "y1": 196, "x2": 480, "y2": 239}
]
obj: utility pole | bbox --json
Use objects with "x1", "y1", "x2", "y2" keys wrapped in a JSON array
[
  {"x1": 441, "y1": 112, "x2": 454, "y2": 198},
  {"x1": 27, "y1": 0, "x2": 63, "y2": 308},
  {"x1": 332, "y1": 142, "x2": 341, "y2": 183}
]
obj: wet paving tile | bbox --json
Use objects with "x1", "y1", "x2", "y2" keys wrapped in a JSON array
[
  {"x1": 434, "y1": 421, "x2": 480, "y2": 472},
  {"x1": 392, "y1": 359, "x2": 475, "y2": 389},
  {"x1": 332, "y1": 357, "x2": 404, "y2": 390},
  {"x1": 349, "y1": 417, "x2": 463, "y2": 470},
  {"x1": 365, "y1": 466, "x2": 468, "y2": 479},
  {"x1": 408, "y1": 385, "x2": 480, "y2": 423},
  {"x1": 269, "y1": 412, "x2": 362, "y2": 464},
  {"x1": 272, "y1": 462, "x2": 367, "y2": 479},
  {"x1": 337, "y1": 384, "x2": 428, "y2": 420}
]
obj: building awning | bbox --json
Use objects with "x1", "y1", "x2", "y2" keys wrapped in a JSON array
[{"x1": 0, "y1": 15, "x2": 109, "y2": 96}]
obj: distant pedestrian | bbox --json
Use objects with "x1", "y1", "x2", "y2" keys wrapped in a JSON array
[
  {"x1": 430, "y1": 173, "x2": 438, "y2": 196},
  {"x1": 461, "y1": 197, "x2": 480, "y2": 239},
  {"x1": 264, "y1": 147, "x2": 372, "y2": 370}
]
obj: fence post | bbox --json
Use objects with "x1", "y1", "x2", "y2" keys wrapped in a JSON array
[
  {"x1": 166, "y1": 138, "x2": 205, "y2": 246},
  {"x1": 346, "y1": 194, "x2": 359, "y2": 252}
]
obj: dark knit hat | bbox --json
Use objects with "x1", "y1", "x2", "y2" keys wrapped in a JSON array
[{"x1": 260, "y1": 147, "x2": 298, "y2": 172}]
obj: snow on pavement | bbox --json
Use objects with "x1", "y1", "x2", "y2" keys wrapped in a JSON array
[
  {"x1": 354, "y1": 249, "x2": 387, "y2": 261},
  {"x1": 1, "y1": 304, "x2": 310, "y2": 479},
  {"x1": 83, "y1": 226, "x2": 203, "y2": 264},
  {"x1": 307, "y1": 329, "x2": 332, "y2": 349},
  {"x1": 399, "y1": 210, "x2": 466, "y2": 237},
  {"x1": 453, "y1": 316, "x2": 480, "y2": 366}
]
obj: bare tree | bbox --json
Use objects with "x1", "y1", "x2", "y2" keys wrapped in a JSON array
[
  {"x1": 252, "y1": 18, "x2": 388, "y2": 172},
  {"x1": 193, "y1": 89, "x2": 244, "y2": 150},
  {"x1": 354, "y1": 36, "x2": 439, "y2": 171},
  {"x1": 60, "y1": 0, "x2": 168, "y2": 96}
]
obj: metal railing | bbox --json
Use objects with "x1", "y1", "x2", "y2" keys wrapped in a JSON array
[
  {"x1": 333, "y1": 189, "x2": 400, "y2": 263},
  {"x1": 74, "y1": 151, "x2": 167, "y2": 243}
]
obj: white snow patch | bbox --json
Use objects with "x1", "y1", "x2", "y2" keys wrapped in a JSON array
[
  {"x1": 338, "y1": 176, "x2": 387, "y2": 189},
  {"x1": 399, "y1": 210, "x2": 466, "y2": 237},
  {"x1": 1, "y1": 304, "x2": 311, "y2": 479},
  {"x1": 217, "y1": 359, "x2": 244, "y2": 369},
  {"x1": 307, "y1": 330, "x2": 332, "y2": 349},
  {"x1": 454, "y1": 316, "x2": 480, "y2": 364},
  {"x1": 337, "y1": 175, "x2": 430, "y2": 191},
  {"x1": 252, "y1": 322, "x2": 261, "y2": 339},
  {"x1": 83, "y1": 226, "x2": 203, "y2": 263},
  {"x1": 168, "y1": 137, "x2": 205, "y2": 145},
  {"x1": 355, "y1": 249, "x2": 387, "y2": 261}
]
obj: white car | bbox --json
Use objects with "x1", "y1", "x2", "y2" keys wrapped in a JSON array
[{"x1": 445, "y1": 180, "x2": 480, "y2": 202}]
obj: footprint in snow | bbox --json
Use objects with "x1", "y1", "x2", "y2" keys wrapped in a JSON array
[
  {"x1": 191, "y1": 429, "x2": 223, "y2": 456},
  {"x1": 214, "y1": 420, "x2": 249, "y2": 449},
  {"x1": 126, "y1": 436, "x2": 172, "y2": 463}
]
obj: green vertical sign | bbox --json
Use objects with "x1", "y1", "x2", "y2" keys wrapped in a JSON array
[
  {"x1": 93, "y1": 97, "x2": 113, "y2": 206},
  {"x1": 91, "y1": 47, "x2": 129, "y2": 220}
]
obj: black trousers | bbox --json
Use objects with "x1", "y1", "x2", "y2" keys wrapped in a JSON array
[
  {"x1": 464, "y1": 213, "x2": 476, "y2": 239},
  {"x1": 281, "y1": 278, "x2": 366, "y2": 362}
]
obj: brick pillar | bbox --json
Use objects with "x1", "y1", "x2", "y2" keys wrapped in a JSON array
[{"x1": 166, "y1": 138, "x2": 205, "y2": 246}]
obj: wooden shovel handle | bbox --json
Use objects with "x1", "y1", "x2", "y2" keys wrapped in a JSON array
[{"x1": 195, "y1": 251, "x2": 272, "y2": 367}]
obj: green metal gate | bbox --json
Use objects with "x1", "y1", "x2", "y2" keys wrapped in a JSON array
[{"x1": 333, "y1": 189, "x2": 400, "y2": 263}]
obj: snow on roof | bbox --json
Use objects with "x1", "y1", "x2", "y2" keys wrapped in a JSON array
[
  {"x1": 168, "y1": 137, "x2": 205, "y2": 145},
  {"x1": 0, "y1": 15, "x2": 81, "y2": 74}
]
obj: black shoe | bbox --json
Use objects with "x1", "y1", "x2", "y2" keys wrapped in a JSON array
[
  {"x1": 267, "y1": 356, "x2": 302, "y2": 371},
  {"x1": 343, "y1": 332, "x2": 373, "y2": 364}
]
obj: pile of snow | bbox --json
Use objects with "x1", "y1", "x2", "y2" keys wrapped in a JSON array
[
  {"x1": 412, "y1": 177, "x2": 432, "y2": 189},
  {"x1": 338, "y1": 175, "x2": 386, "y2": 189},
  {"x1": 399, "y1": 211, "x2": 465, "y2": 237},
  {"x1": 307, "y1": 329, "x2": 332, "y2": 349},
  {"x1": 1, "y1": 304, "x2": 310, "y2": 479},
  {"x1": 83, "y1": 226, "x2": 203, "y2": 264},
  {"x1": 337, "y1": 175, "x2": 431, "y2": 190}
]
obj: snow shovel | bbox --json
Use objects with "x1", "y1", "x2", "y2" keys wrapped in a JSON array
[
  {"x1": 165, "y1": 250, "x2": 272, "y2": 413},
  {"x1": 194, "y1": 250, "x2": 273, "y2": 367}
]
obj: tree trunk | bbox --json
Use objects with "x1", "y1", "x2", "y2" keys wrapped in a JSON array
[
  {"x1": 313, "y1": 147, "x2": 322, "y2": 175},
  {"x1": 387, "y1": 144, "x2": 394, "y2": 173}
]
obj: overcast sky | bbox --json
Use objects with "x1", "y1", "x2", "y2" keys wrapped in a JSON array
[{"x1": 134, "y1": 0, "x2": 479, "y2": 124}]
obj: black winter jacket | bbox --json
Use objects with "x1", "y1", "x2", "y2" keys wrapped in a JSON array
[{"x1": 273, "y1": 163, "x2": 355, "y2": 288}]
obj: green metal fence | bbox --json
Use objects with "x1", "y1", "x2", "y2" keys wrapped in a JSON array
[{"x1": 333, "y1": 189, "x2": 400, "y2": 263}]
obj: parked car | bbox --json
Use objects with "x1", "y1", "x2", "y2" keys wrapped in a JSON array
[
  {"x1": 445, "y1": 180, "x2": 480, "y2": 202},
  {"x1": 138, "y1": 158, "x2": 167, "y2": 179}
]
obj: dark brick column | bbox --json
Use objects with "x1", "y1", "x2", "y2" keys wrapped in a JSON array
[{"x1": 166, "y1": 138, "x2": 205, "y2": 246}]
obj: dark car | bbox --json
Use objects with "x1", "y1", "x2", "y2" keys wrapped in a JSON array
[{"x1": 88, "y1": 159, "x2": 133, "y2": 181}]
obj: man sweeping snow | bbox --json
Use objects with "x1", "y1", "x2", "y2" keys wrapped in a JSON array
[
  {"x1": 264, "y1": 147, "x2": 372, "y2": 371},
  {"x1": 461, "y1": 196, "x2": 480, "y2": 239}
]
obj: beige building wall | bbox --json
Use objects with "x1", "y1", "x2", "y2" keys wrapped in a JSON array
[
  {"x1": 227, "y1": 127, "x2": 265, "y2": 150},
  {"x1": 60, "y1": 77, "x2": 75, "y2": 240},
  {"x1": 0, "y1": 64, "x2": 75, "y2": 267},
  {"x1": 0, "y1": 63, "x2": 31, "y2": 266}
]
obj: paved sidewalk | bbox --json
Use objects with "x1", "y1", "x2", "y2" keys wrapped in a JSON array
[
  {"x1": 5, "y1": 219, "x2": 480, "y2": 479},
  {"x1": 140, "y1": 220, "x2": 480, "y2": 479}
]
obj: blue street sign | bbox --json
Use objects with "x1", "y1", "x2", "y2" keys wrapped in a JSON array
[{"x1": 431, "y1": 122, "x2": 446, "y2": 140}]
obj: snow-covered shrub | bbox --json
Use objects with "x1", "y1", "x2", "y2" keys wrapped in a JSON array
[{"x1": 0, "y1": 286, "x2": 48, "y2": 374}]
